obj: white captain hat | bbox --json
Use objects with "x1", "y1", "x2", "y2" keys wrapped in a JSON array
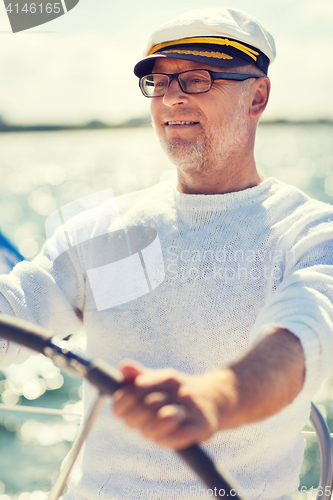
[{"x1": 134, "y1": 8, "x2": 276, "y2": 78}]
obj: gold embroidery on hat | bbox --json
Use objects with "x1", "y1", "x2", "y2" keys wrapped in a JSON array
[
  {"x1": 149, "y1": 37, "x2": 259, "y2": 62},
  {"x1": 163, "y1": 49, "x2": 233, "y2": 60}
]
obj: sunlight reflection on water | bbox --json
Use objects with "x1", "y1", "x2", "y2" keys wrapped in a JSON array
[{"x1": 0, "y1": 125, "x2": 331, "y2": 259}]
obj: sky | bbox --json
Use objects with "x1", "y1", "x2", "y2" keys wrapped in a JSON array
[{"x1": 0, "y1": 0, "x2": 332, "y2": 125}]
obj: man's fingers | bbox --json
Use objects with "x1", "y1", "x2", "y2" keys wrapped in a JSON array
[
  {"x1": 140, "y1": 404, "x2": 183, "y2": 439},
  {"x1": 118, "y1": 359, "x2": 146, "y2": 382},
  {"x1": 114, "y1": 389, "x2": 170, "y2": 418},
  {"x1": 124, "y1": 404, "x2": 154, "y2": 428},
  {"x1": 123, "y1": 398, "x2": 170, "y2": 428},
  {"x1": 171, "y1": 404, "x2": 187, "y2": 423},
  {"x1": 123, "y1": 368, "x2": 181, "y2": 394},
  {"x1": 113, "y1": 385, "x2": 141, "y2": 417},
  {"x1": 113, "y1": 367, "x2": 182, "y2": 420},
  {"x1": 144, "y1": 391, "x2": 168, "y2": 405}
]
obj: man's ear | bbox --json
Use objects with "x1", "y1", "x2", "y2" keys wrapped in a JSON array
[{"x1": 249, "y1": 77, "x2": 271, "y2": 118}]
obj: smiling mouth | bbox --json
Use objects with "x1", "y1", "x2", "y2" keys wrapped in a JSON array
[{"x1": 166, "y1": 121, "x2": 199, "y2": 126}]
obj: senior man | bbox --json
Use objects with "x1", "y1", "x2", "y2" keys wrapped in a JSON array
[{"x1": 0, "y1": 7, "x2": 333, "y2": 500}]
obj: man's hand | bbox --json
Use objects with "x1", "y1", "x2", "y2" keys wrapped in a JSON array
[
  {"x1": 113, "y1": 361, "x2": 239, "y2": 449},
  {"x1": 113, "y1": 328, "x2": 305, "y2": 449}
]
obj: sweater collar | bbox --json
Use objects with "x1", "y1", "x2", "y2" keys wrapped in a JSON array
[{"x1": 172, "y1": 177, "x2": 275, "y2": 212}]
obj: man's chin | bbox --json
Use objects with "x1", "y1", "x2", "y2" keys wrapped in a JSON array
[{"x1": 161, "y1": 138, "x2": 206, "y2": 171}]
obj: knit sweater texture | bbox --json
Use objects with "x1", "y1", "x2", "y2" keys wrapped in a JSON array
[{"x1": 0, "y1": 177, "x2": 333, "y2": 500}]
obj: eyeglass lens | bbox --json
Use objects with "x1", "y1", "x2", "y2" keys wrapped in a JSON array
[{"x1": 141, "y1": 70, "x2": 212, "y2": 97}]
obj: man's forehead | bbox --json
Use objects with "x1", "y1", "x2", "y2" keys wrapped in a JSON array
[{"x1": 152, "y1": 58, "x2": 244, "y2": 73}]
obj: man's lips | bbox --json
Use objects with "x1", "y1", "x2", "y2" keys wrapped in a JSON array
[{"x1": 165, "y1": 120, "x2": 199, "y2": 127}]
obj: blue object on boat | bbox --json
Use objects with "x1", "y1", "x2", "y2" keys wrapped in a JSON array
[{"x1": 0, "y1": 229, "x2": 24, "y2": 273}]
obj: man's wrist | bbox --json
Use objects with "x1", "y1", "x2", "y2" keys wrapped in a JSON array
[{"x1": 204, "y1": 368, "x2": 244, "y2": 431}]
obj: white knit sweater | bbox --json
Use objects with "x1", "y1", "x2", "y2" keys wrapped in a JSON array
[{"x1": 1, "y1": 177, "x2": 333, "y2": 500}]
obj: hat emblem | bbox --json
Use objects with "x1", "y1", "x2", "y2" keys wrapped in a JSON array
[{"x1": 163, "y1": 49, "x2": 233, "y2": 60}]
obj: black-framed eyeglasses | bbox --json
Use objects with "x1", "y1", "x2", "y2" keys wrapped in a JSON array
[{"x1": 139, "y1": 69, "x2": 260, "y2": 98}]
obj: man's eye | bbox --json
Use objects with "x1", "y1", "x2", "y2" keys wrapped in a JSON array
[
  {"x1": 187, "y1": 74, "x2": 210, "y2": 85},
  {"x1": 155, "y1": 80, "x2": 167, "y2": 88}
]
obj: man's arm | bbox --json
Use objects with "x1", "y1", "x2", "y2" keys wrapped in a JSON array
[
  {"x1": 0, "y1": 245, "x2": 84, "y2": 369},
  {"x1": 113, "y1": 328, "x2": 305, "y2": 449}
]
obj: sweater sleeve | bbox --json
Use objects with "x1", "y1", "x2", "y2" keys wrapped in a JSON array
[
  {"x1": 249, "y1": 217, "x2": 333, "y2": 402},
  {"x1": 0, "y1": 236, "x2": 85, "y2": 369},
  {"x1": 0, "y1": 195, "x2": 125, "y2": 369}
]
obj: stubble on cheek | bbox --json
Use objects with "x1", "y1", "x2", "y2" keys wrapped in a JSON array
[
  {"x1": 165, "y1": 136, "x2": 210, "y2": 172},
  {"x1": 152, "y1": 120, "x2": 212, "y2": 172},
  {"x1": 151, "y1": 89, "x2": 250, "y2": 173}
]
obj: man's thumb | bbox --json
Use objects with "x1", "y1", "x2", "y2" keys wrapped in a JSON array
[{"x1": 119, "y1": 359, "x2": 145, "y2": 382}]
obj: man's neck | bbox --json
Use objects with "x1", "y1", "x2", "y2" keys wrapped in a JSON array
[{"x1": 176, "y1": 156, "x2": 265, "y2": 195}]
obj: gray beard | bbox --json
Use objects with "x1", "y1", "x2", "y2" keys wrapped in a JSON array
[
  {"x1": 161, "y1": 136, "x2": 211, "y2": 172},
  {"x1": 154, "y1": 87, "x2": 250, "y2": 173},
  {"x1": 159, "y1": 121, "x2": 247, "y2": 173}
]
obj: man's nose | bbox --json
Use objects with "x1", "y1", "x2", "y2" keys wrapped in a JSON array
[{"x1": 163, "y1": 77, "x2": 189, "y2": 106}]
